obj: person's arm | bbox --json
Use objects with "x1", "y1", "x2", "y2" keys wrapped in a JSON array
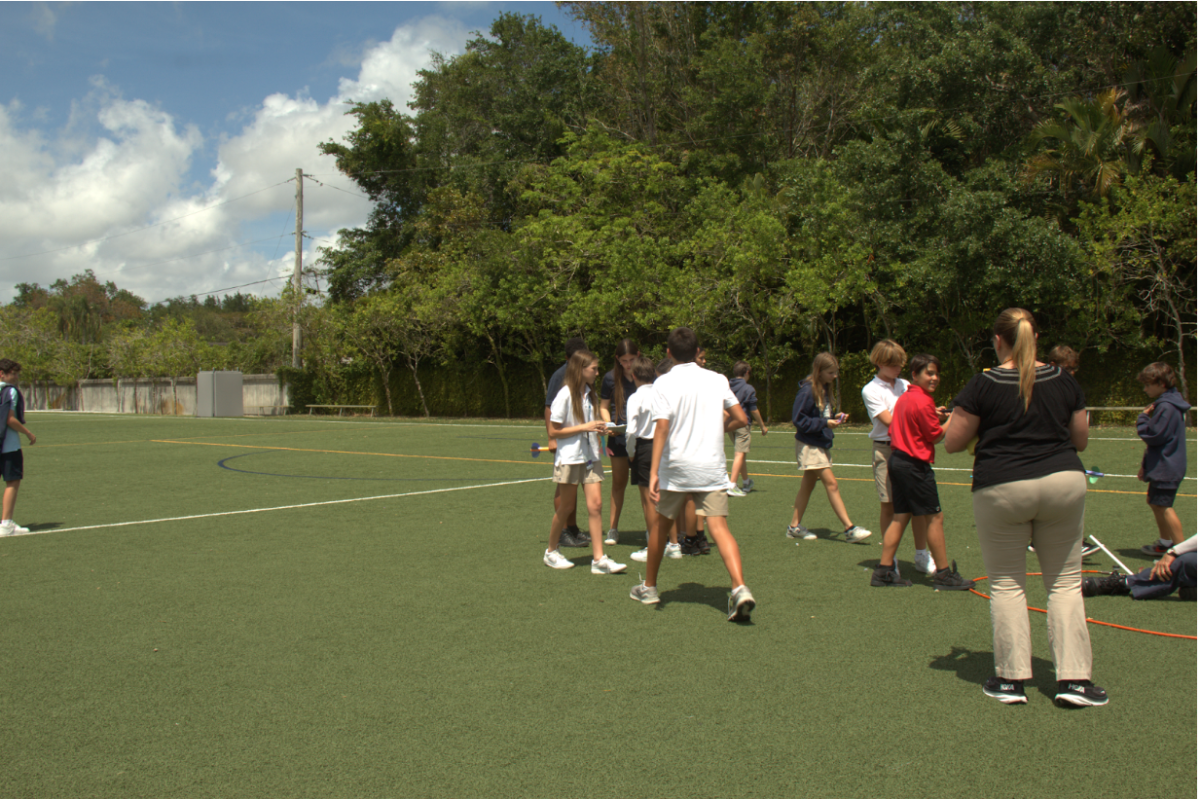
[
  {"x1": 549, "y1": 419, "x2": 607, "y2": 440},
  {"x1": 1068, "y1": 408, "x2": 1088, "y2": 453},
  {"x1": 924, "y1": 400, "x2": 947, "y2": 445},
  {"x1": 942, "y1": 408, "x2": 979, "y2": 453},
  {"x1": 792, "y1": 386, "x2": 832, "y2": 435},
  {"x1": 543, "y1": 406, "x2": 557, "y2": 452},
  {"x1": 750, "y1": 408, "x2": 768, "y2": 435},
  {"x1": 6, "y1": 411, "x2": 34, "y2": 445},
  {"x1": 725, "y1": 404, "x2": 749, "y2": 433},
  {"x1": 1137, "y1": 403, "x2": 1175, "y2": 448},
  {"x1": 648, "y1": 419, "x2": 669, "y2": 504},
  {"x1": 862, "y1": 385, "x2": 893, "y2": 427}
]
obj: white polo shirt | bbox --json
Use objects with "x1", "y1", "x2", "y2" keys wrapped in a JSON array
[
  {"x1": 624, "y1": 384, "x2": 658, "y2": 454},
  {"x1": 651, "y1": 362, "x2": 738, "y2": 492},
  {"x1": 549, "y1": 385, "x2": 601, "y2": 465},
  {"x1": 862, "y1": 375, "x2": 909, "y2": 442}
]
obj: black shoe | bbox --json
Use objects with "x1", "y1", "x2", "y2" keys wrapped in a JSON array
[
  {"x1": 870, "y1": 563, "x2": 913, "y2": 587},
  {"x1": 680, "y1": 535, "x2": 704, "y2": 556},
  {"x1": 932, "y1": 561, "x2": 975, "y2": 591},
  {"x1": 695, "y1": 531, "x2": 711, "y2": 555},
  {"x1": 1081, "y1": 570, "x2": 1130, "y2": 597},
  {"x1": 558, "y1": 527, "x2": 588, "y2": 548},
  {"x1": 1054, "y1": 680, "x2": 1108, "y2": 707},
  {"x1": 1080, "y1": 540, "x2": 1101, "y2": 557},
  {"x1": 983, "y1": 677, "x2": 1028, "y2": 704}
]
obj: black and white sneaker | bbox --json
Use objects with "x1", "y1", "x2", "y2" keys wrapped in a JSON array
[
  {"x1": 1054, "y1": 680, "x2": 1108, "y2": 707},
  {"x1": 983, "y1": 677, "x2": 1027, "y2": 704},
  {"x1": 559, "y1": 526, "x2": 590, "y2": 548},
  {"x1": 931, "y1": 561, "x2": 976, "y2": 591},
  {"x1": 1081, "y1": 570, "x2": 1131, "y2": 597},
  {"x1": 870, "y1": 563, "x2": 913, "y2": 587}
]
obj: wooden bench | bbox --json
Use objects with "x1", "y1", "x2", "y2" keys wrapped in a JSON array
[
  {"x1": 244, "y1": 405, "x2": 290, "y2": 416},
  {"x1": 305, "y1": 404, "x2": 377, "y2": 417}
]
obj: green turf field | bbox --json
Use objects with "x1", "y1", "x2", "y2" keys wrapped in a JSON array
[{"x1": 1, "y1": 413, "x2": 1195, "y2": 799}]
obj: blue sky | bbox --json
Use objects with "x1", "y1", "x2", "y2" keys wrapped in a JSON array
[{"x1": 0, "y1": 1, "x2": 589, "y2": 305}]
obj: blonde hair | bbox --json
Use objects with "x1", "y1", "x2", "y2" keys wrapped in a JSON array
[
  {"x1": 565, "y1": 350, "x2": 598, "y2": 425},
  {"x1": 807, "y1": 352, "x2": 839, "y2": 413},
  {"x1": 869, "y1": 339, "x2": 906, "y2": 369},
  {"x1": 994, "y1": 308, "x2": 1038, "y2": 410}
]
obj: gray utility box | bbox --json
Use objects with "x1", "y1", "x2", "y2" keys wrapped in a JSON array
[{"x1": 196, "y1": 371, "x2": 244, "y2": 417}]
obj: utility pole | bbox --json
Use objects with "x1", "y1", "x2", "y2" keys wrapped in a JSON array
[{"x1": 292, "y1": 168, "x2": 303, "y2": 368}]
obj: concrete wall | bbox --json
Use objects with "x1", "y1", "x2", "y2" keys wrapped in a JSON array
[{"x1": 18, "y1": 374, "x2": 289, "y2": 415}]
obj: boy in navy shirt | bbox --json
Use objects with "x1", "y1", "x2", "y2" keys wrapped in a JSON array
[
  {"x1": 1136, "y1": 362, "x2": 1192, "y2": 556},
  {"x1": 0, "y1": 359, "x2": 36, "y2": 536},
  {"x1": 726, "y1": 361, "x2": 769, "y2": 497}
]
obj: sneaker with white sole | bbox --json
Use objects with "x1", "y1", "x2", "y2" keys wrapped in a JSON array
[
  {"x1": 591, "y1": 555, "x2": 627, "y2": 575},
  {"x1": 604, "y1": 528, "x2": 620, "y2": 545},
  {"x1": 931, "y1": 561, "x2": 976, "y2": 591},
  {"x1": 1054, "y1": 680, "x2": 1108, "y2": 707},
  {"x1": 543, "y1": 549, "x2": 575, "y2": 569},
  {"x1": 0, "y1": 520, "x2": 29, "y2": 535},
  {"x1": 664, "y1": 541, "x2": 682, "y2": 559},
  {"x1": 843, "y1": 525, "x2": 872, "y2": 542},
  {"x1": 786, "y1": 525, "x2": 816, "y2": 540},
  {"x1": 727, "y1": 585, "x2": 756, "y2": 622},
  {"x1": 630, "y1": 547, "x2": 649, "y2": 562},
  {"x1": 630, "y1": 582, "x2": 660, "y2": 604},
  {"x1": 983, "y1": 677, "x2": 1028, "y2": 704},
  {"x1": 726, "y1": 485, "x2": 747, "y2": 497},
  {"x1": 742, "y1": 479, "x2": 754, "y2": 492},
  {"x1": 913, "y1": 550, "x2": 937, "y2": 576}
]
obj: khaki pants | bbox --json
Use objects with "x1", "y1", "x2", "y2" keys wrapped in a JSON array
[{"x1": 973, "y1": 471, "x2": 1092, "y2": 681}]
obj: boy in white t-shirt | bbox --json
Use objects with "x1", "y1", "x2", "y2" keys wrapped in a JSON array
[
  {"x1": 630, "y1": 328, "x2": 756, "y2": 622},
  {"x1": 624, "y1": 356, "x2": 683, "y2": 563},
  {"x1": 861, "y1": 340, "x2": 934, "y2": 576}
]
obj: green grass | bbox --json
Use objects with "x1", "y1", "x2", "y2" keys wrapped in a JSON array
[{"x1": 1, "y1": 414, "x2": 1195, "y2": 799}]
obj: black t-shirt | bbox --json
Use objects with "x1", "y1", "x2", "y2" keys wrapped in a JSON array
[
  {"x1": 600, "y1": 370, "x2": 637, "y2": 424},
  {"x1": 953, "y1": 365, "x2": 1085, "y2": 491}
]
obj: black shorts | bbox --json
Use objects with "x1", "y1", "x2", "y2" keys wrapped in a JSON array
[
  {"x1": 0, "y1": 450, "x2": 24, "y2": 482},
  {"x1": 888, "y1": 450, "x2": 940, "y2": 517},
  {"x1": 607, "y1": 433, "x2": 629, "y2": 459},
  {"x1": 631, "y1": 438, "x2": 653, "y2": 487},
  {"x1": 1148, "y1": 482, "x2": 1178, "y2": 508}
]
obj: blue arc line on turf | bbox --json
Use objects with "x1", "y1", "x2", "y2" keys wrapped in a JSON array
[{"x1": 217, "y1": 452, "x2": 484, "y2": 482}]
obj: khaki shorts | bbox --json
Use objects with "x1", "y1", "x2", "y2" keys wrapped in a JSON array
[
  {"x1": 553, "y1": 461, "x2": 605, "y2": 485},
  {"x1": 795, "y1": 440, "x2": 832, "y2": 471},
  {"x1": 728, "y1": 425, "x2": 751, "y2": 454},
  {"x1": 656, "y1": 489, "x2": 729, "y2": 519},
  {"x1": 872, "y1": 441, "x2": 893, "y2": 502}
]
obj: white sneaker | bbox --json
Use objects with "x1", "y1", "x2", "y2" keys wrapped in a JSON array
[
  {"x1": 742, "y1": 479, "x2": 755, "y2": 492},
  {"x1": 543, "y1": 549, "x2": 575, "y2": 569},
  {"x1": 0, "y1": 520, "x2": 29, "y2": 535},
  {"x1": 728, "y1": 585, "x2": 756, "y2": 622},
  {"x1": 787, "y1": 525, "x2": 816, "y2": 540},
  {"x1": 913, "y1": 550, "x2": 937, "y2": 576},
  {"x1": 604, "y1": 528, "x2": 620, "y2": 545},
  {"x1": 727, "y1": 485, "x2": 747, "y2": 497},
  {"x1": 665, "y1": 542, "x2": 683, "y2": 559},
  {"x1": 591, "y1": 555, "x2": 627, "y2": 575},
  {"x1": 630, "y1": 582, "x2": 660, "y2": 604},
  {"x1": 630, "y1": 547, "x2": 649, "y2": 562},
  {"x1": 843, "y1": 525, "x2": 872, "y2": 542}
]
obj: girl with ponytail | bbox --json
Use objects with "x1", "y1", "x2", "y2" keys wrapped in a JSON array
[{"x1": 944, "y1": 308, "x2": 1105, "y2": 708}]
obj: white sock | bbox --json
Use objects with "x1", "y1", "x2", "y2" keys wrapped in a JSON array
[
  {"x1": 1159, "y1": 537, "x2": 1173, "y2": 546},
  {"x1": 916, "y1": 548, "x2": 929, "y2": 557}
]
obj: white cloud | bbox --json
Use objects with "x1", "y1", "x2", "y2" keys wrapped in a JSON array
[
  {"x1": 0, "y1": 17, "x2": 469, "y2": 305},
  {"x1": 30, "y1": 2, "x2": 59, "y2": 42}
]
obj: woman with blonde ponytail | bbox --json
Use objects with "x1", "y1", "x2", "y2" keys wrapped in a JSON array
[{"x1": 944, "y1": 309, "x2": 1105, "y2": 708}]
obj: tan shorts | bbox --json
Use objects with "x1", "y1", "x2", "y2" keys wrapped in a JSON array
[
  {"x1": 728, "y1": 425, "x2": 751, "y2": 454},
  {"x1": 796, "y1": 441, "x2": 832, "y2": 471},
  {"x1": 656, "y1": 489, "x2": 729, "y2": 519},
  {"x1": 553, "y1": 461, "x2": 605, "y2": 485},
  {"x1": 872, "y1": 441, "x2": 893, "y2": 502}
]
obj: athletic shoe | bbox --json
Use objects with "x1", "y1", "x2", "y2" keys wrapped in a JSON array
[
  {"x1": 630, "y1": 582, "x2": 660, "y2": 605},
  {"x1": 680, "y1": 536, "x2": 703, "y2": 556},
  {"x1": 1080, "y1": 540, "x2": 1101, "y2": 557},
  {"x1": 1141, "y1": 540, "x2": 1171, "y2": 556},
  {"x1": 983, "y1": 677, "x2": 1028, "y2": 704},
  {"x1": 1081, "y1": 570, "x2": 1130, "y2": 597},
  {"x1": 786, "y1": 524, "x2": 816, "y2": 540},
  {"x1": 843, "y1": 525, "x2": 872, "y2": 542},
  {"x1": 591, "y1": 555, "x2": 627, "y2": 575},
  {"x1": 665, "y1": 542, "x2": 683, "y2": 559},
  {"x1": 932, "y1": 561, "x2": 975, "y2": 591},
  {"x1": 604, "y1": 528, "x2": 620, "y2": 545},
  {"x1": 727, "y1": 585, "x2": 755, "y2": 622},
  {"x1": 1054, "y1": 680, "x2": 1109, "y2": 707},
  {"x1": 727, "y1": 485, "x2": 747, "y2": 497},
  {"x1": 543, "y1": 549, "x2": 575, "y2": 570},
  {"x1": 1027, "y1": 544, "x2": 1036, "y2": 554},
  {"x1": 742, "y1": 479, "x2": 755, "y2": 492},
  {"x1": 870, "y1": 563, "x2": 913, "y2": 587},
  {"x1": 570, "y1": 526, "x2": 591, "y2": 545},
  {"x1": 630, "y1": 547, "x2": 649, "y2": 562},
  {"x1": 0, "y1": 520, "x2": 29, "y2": 535},
  {"x1": 913, "y1": 550, "x2": 937, "y2": 576},
  {"x1": 558, "y1": 527, "x2": 587, "y2": 548}
]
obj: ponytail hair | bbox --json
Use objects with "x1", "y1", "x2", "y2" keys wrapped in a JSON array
[
  {"x1": 994, "y1": 308, "x2": 1038, "y2": 411},
  {"x1": 808, "y1": 352, "x2": 839, "y2": 413},
  {"x1": 565, "y1": 350, "x2": 598, "y2": 425}
]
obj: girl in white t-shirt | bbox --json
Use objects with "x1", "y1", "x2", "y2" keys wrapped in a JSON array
[{"x1": 544, "y1": 350, "x2": 627, "y2": 575}]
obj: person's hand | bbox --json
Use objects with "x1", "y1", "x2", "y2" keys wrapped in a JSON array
[
  {"x1": 26, "y1": 432, "x2": 35, "y2": 446},
  {"x1": 648, "y1": 474, "x2": 660, "y2": 504},
  {"x1": 1143, "y1": 403, "x2": 1156, "y2": 415},
  {"x1": 936, "y1": 406, "x2": 949, "y2": 423},
  {"x1": 1151, "y1": 553, "x2": 1175, "y2": 582},
  {"x1": 547, "y1": 439, "x2": 557, "y2": 452},
  {"x1": 605, "y1": 445, "x2": 615, "y2": 457},
  {"x1": 1137, "y1": 465, "x2": 1145, "y2": 482},
  {"x1": 590, "y1": 420, "x2": 608, "y2": 433},
  {"x1": 760, "y1": 425, "x2": 769, "y2": 437}
]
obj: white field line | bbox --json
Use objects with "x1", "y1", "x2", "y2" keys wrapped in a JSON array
[{"x1": 11, "y1": 476, "x2": 550, "y2": 538}]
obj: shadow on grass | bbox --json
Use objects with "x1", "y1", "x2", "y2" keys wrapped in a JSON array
[
  {"x1": 24, "y1": 522, "x2": 62, "y2": 532},
  {"x1": 855, "y1": 557, "x2": 938, "y2": 587},
  {"x1": 659, "y1": 581, "x2": 746, "y2": 621},
  {"x1": 929, "y1": 646, "x2": 1060, "y2": 700}
]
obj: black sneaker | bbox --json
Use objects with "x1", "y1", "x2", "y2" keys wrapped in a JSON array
[
  {"x1": 1080, "y1": 540, "x2": 1101, "y2": 557},
  {"x1": 1054, "y1": 680, "x2": 1108, "y2": 707},
  {"x1": 694, "y1": 531, "x2": 711, "y2": 555},
  {"x1": 680, "y1": 535, "x2": 704, "y2": 556},
  {"x1": 1081, "y1": 570, "x2": 1130, "y2": 597},
  {"x1": 932, "y1": 561, "x2": 975, "y2": 591},
  {"x1": 983, "y1": 677, "x2": 1027, "y2": 704},
  {"x1": 870, "y1": 563, "x2": 913, "y2": 587},
  {"x1": 558, "y1": 527, "x2": 588, "y2": 548}
]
